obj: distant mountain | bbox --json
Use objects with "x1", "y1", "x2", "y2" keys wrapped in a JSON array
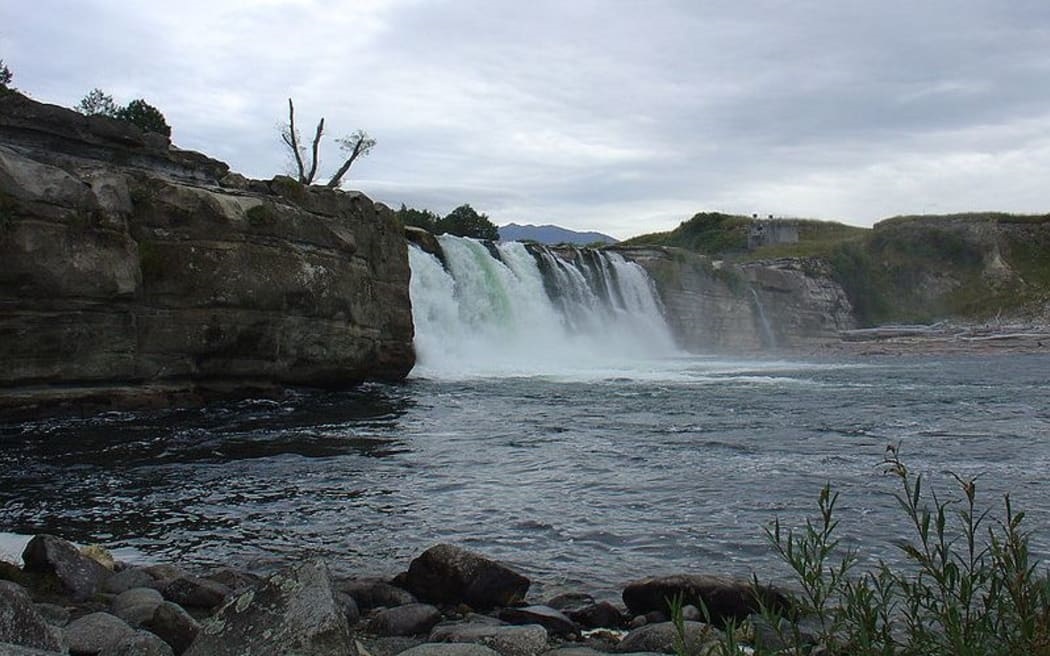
[{"x1": 498, "y1": 223, "x2": 618, "y2": 246}]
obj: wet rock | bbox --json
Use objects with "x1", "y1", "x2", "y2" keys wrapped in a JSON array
[
  {"x1": 404, "y1": 545, "x2": 530, "y2": 610},
  {"x1": 621, "y1": 574, "x2": 790, "y2": 627},
  {"x1": 141, "y1": 565, "x2": 184, "y2": 583},
  {"x1": 202, "y1": 567, "x2": 261, "y2": 595},
  {"x1": 0, "y1": 580, "x2": 64, "y2": 651},
  {"x1": 680, "y1": 605, "x2": 701, "y2": 622},
  {"x1": 183, "y1": 559, "x2": 354, "y2": 656},
  {"x1": 103, "y1": 568, "x2": 154, "y2": 595},
  {"x1": 142, "y1": 602, "x2": 199, "y2": 655},
  {"x1": 368, "y1": 603, "x2": 443, "y2": 636},
  {"x1": 614, "y1": 621, "x2": 721, "y2": 654},
  {"x1": 111, "y1": 587, "x2": 164, "y2": 627},
  {"x1": 98, "y1": 630, "x2": 174, "y2": 656},
  {"x1": 543, "y1": 649, "x2": 665, "y2": 656},
  {"x1": 564, "y1": 602, "x2": 625, "y2": 629},
  {"x1": 429, "y1": 622, "x2": 549, "y2": 656},
  {"x1": 498, "y1": 605, "x2": 577, "y2": 637},
  {"x1": 397, "y1": 645, "x2": 502, "y2": 656},
  {"x1": 355, "y1": 635, "x2": 423, "y2": 656},
  {"x1": 0, "y1": 643, "x2": 67, "y2": 655},
  {"x1": 643, "y1": 611, "x2": 665, "y2": 624},
  {"x1": 160, "y1": 575, "x2": 230, "y2": 610},
  {"x1": 335, "y1": 591, "x2": 361, "y2": 626},
  {"x1": 628, "y1": 615, "x2": 647, "y2": 629},
  {"x1": 336, "y1": 578, "x2": 416, "y2": 610},
  {"x1": 64, "y1": 612, "x2": 136, "y2": 655},
  {"x1": 545, "y1": 593, "x2": 594, "y2": 611},
  {"x1": 32, "y1": 604, "x2": 70, "y2": 627},
  {"x1": 21, "y1": 535, "x2": 110, "y2": 601}
]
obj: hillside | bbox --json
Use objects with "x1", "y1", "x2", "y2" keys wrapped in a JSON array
[
  {"x1": 624, "y1": 211, "x2": 1050, "y2": 326},
  {"x1": 499, "y1": 223, "x2": 617, "y2": 245}
]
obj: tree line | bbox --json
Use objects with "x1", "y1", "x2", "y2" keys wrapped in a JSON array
[{"x1": 397, "y1": 203, "x2": 499, "y2": 241}]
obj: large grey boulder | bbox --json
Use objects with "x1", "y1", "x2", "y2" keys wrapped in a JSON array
[
  {"x1": 183, "y1": 559, "x2": 355, "y2": 656},
  {"x1": 429, "y1": 622, "x2": 549, "y2": 656},
  {"x1": 403, "y1": 545, "x2": 530, "y2": 610},
  {"x1": 111, "y1": 587, "x2": 164, "y2": 627},
  {"x1": 613, "y1": 621, "x2": 720, "y2": 654},
  {"x1": 368, "y1": 603, "x2": 443, "y2": 636},
  {"x1": 64, "y1": 612, "x2": 136, "y2": 655},
  {"x1": 21, "y1": 535, "x2": 110, "y2": 601},
  {"x1": 621, "y1": 574, "x2": 790, "y2": 627},
  {"x1": 0, "y1": 581, "x2": 64, "y2": 651},
  {"x1": 142, "y1": 602, "x2": 199, "y2": 655},
  {"x1": 98, "y1": 630, "x2": 174, "y2": 656},
  {"x1": 160, "y1": 575, "x2": 230, "y2": 610}
]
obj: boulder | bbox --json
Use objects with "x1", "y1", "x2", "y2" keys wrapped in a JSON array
[
  {"x1": 21, "y1": 535, "x2": 110, "y2": 601},
  {"x1": 498, "y1": 606, "x2": 577, "y2": 637},
  {"x1": 335, "y1": 591, "x2": 361, "y2": 626},
  {"x1": 32, "y1": 604, "x2": 70, "y2": 628},
  {"x1": 183, "y1": 559, "x2": 354, "y2": 656},
  {"x1": 368, "y1": 603, "x2": 443, "y2": 636},
  {"x1": 335, "y1": 578, "x2": 416, "y2": 610},
  {"x1": 429, "y1": 622, "x2": 549, "y2": 656},
  {"x1": 160, "y1": 575, "x2": 230, "y2": 610},
  {"x1": 99, "y1": 630, "x2": 174, "y2": 656},
  {"x1": 564, "y1": 601, "x2": 625, "y2": 629},
  {"x1": 111, "y1": 587, "x2": 164, "y2": 627},
  {"x1": 0, "y1": 643, "x2": 67, "y2": 655},
  {"x1": 614, "y1": 621, "x2": 720, "y2": 654},
  {"x1": 621, "y1": 574, "x2": 790, "y2": 627},
  {"x1": 202, "y1": 567, "x2": 261, "y2": 595},
  {"x1": 403, "y1": 545, "x2": 530, "y2": 610},
  {"x1": 545, "y1": 593, "x2": 594, "y2": 611},
  {"x1": 103, "y1": 568, "x2": 155, "y2": 595},
  {"x1": 142, "y1": 602, "x2": 199, "y2": 655},
  {"x1": 0, "y1": 580, "x2": 64, "y2": 651},
  {"x1": 64, "y1": 612, "x2": 136, "y2": 655}
]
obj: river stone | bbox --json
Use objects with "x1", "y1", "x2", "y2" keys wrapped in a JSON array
[
  {"x1": 545, "y1": 593, "x2": 594, "y2": 612},
  {"x1": 564, "y1": 601, "x2": 624, "y2": 629},
  {"x1": 369, "y1": 603, "x2": 443, "y2": 636},
  {"x1": 614, "y1": 621, "x2": 720, "y2": 654},
  {"x1": 621, "y1": 574, "x2": 790, "y2": 627},
  {"x1": 498, "y1": 605, "x2": 577, "y2": 637},
  {"x1": 32, "y1": 603, "x2": 70, "y2": 628},
  {"x1": 160, "y1": 575, "x2": 230, "y2": 609},
  {"x1": 111, "y1": 587, "x2": 164, "y2": 627},
  {"x1": 543, "y1": 649, "x2": 666, "y2": 656},
  {"x1": 98, "y1": 630, "x2": 175, "y2": 656},
  {"x1": 429, "y1": 622, "x2": 548, "y2": 656},
  {"x1": 0, "y1": 581, "x2": 64, "y2": 651},
  {"x1": 183, "y1": 558, "x2": 354, "y2": 656},
  {"x1": 21, "y1": 535, "x2": 110, "y2": 602},
  {"x1": 404, "y1": 545, "x2": 530, "y2": 610},
  {"x1": 202, "y1": 567, "x2": 261, "y2": 595},
  {"x1": 397, "y1": 645, "x2": 502, "y2": 656},
  {"x1": 64, "y1": 612, "x2": 136, "y2": 655},
  {"x1": 142, "y1": 602, "x2": 199, "y2": 655},
  {"x1": 103, "y1": 568, "x2": 154, "y2": 595},
  {"x1": 0, "y1": 642, "x2": 67, "y2": 655},
  {"x1": 335, "y1": 591, "x2": 361, "y2": 626},
  {"x1": 336, "y1": 578, "x2": 417, "y2": 610}
]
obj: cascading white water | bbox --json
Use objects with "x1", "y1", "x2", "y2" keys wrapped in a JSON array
[{"x1": 408, "y1": 234, "x2": 680, "y2": 378}]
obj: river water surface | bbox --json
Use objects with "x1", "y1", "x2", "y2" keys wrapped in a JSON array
[{"x1": 2, "y1": 354, "x2": 1047, "y2": 600}]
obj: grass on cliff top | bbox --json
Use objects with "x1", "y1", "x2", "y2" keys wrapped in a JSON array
[
  {"x1": 670, "y1": 446, "x2": 1050, "y2": 656},
  {"x1": 621, "y1": 212, "x2": 752, "y2": 255}
]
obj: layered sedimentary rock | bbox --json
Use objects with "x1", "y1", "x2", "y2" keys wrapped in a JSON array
[
  {"x1": 0, "y1": 91, "x2": 413, "y2": 416},
  {"x1": 617, "y1": 246, "x2": 854, "y2": 351}
]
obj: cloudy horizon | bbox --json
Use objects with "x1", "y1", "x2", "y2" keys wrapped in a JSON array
[{"x1": 4, "y1": 1, "x2": 1050, "y2": 239}]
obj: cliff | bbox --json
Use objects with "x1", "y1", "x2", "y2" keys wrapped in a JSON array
[
  {"x1": 0, "y1": 91, "x2": 414, "y2": 417},
  {"x1": 617, "y1": 246, "x2": 855, "y2": 351}
]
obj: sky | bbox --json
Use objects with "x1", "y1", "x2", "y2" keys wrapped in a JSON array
[{"x1": 3, "y1": 1, "x2": 1050, "y2": 240}]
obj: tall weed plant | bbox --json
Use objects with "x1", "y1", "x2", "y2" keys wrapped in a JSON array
[{"x1": 677, "y1": 445, "x2": 1050, "y2": 656}]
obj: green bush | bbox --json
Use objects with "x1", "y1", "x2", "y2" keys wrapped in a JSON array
[{"x1": 682, "y1": 447, "x2": 1050, "y2": 656}]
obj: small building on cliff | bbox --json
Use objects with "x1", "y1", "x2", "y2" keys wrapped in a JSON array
[{"x1": 747, "y1": 218, "x2": 800, "y2": 251}]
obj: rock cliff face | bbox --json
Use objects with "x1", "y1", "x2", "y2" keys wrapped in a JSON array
[
  {"x1": 617, "y1": 246, "x2": 854, "y2": 351},
  {"x1": 0, "y1": 91, "x2": 413, "y2": 416}
]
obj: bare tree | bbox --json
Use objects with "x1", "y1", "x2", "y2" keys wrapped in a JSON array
[{"x1": 280, "y1": 98, "x2": 374, "y2": 187}]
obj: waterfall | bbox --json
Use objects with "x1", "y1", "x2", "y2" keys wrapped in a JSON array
[
  {"x1": 408, "y1": 235, "x2": 680, "y2": 378},
  {"x1": 749, "y1": 287, "x2": 777, "y2": 349}
]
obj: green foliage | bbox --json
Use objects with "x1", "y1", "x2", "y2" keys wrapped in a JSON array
[
  {"x1": 116, "y1": 98, "x2": 171, "y2": 136},
  {"x1": 0, "y1": 59, "x2": 12, "y2": 89},
  {"x1": 437, "y1": 204, "x2": 500, "y2": 240},
  {"x1": 77, "y1": 88, "x2": 119, "y2": 117},
  {"x1": 397, "y1": 203, "x2": 440, "y2": 232},
  {"x1": 623, "y1": 212, "x2": 751, "y2": 255},
  {"x1": 711, "y1": 447, "x2": 1050, "y2": 656}
]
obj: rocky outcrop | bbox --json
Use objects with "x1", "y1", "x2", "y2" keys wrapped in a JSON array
[
  {"x1": 0, "y1": 91, "x2": 414, "y2": 417},
  {"x1": 616, "y1": 246, "x2": 854, "y2": 351},
  {"x1": 401, "y1": 544, "x2": 531, "y2": 611}
]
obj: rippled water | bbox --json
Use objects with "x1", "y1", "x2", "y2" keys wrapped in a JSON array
[{"x1": 2, "y1": 354, "x2": 1048, "y2": 600}]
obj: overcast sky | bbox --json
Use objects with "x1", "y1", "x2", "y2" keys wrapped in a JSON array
[{"x1": 4, "y1": 1, "x2": 1050, "y2": 239}]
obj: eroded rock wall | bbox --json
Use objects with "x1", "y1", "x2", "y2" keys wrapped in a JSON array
[
  {"x1": 617, "y1": 246, "x2": 854, "y2": 352},
  {"x1": 0, "y1": 92, "x2": 413, "y2": 416}
]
